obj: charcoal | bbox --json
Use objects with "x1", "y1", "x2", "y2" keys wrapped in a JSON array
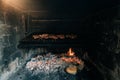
[{"x1": 25, "y1": 53, "x2": 77, "y2": 80}]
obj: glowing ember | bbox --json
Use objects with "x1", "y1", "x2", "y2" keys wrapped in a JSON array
[
  {"x1": 67, "y1": 48, "x2": 75, "y2": 57},
  {"x1": 60, "y1": 48, "x2": 84, "y2": 65},
  {"x1": 61, "y1": 56, "x2": 82, "y2": 65},
  {"x1": 66, "y1": 65, "x2": 77, "y2": 75},
  {"x1": 26, "y1": 50, "x2": 84, "y2": 76}
]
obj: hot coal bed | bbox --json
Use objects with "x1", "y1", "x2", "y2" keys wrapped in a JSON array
[{"x1": 16, "y1": 33, "x2": 100, "y2": 80}]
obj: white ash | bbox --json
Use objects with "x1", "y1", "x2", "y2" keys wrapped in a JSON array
[{"x1": 25, "y1": 53, "x2": 69, "y2": 75}]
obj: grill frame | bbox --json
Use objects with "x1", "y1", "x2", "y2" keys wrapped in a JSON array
[{"x1": 18, "y1": 32, "x2": 97, "y2": 49}]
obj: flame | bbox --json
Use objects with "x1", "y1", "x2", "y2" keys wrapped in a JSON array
[
  {"x1": 67, "y1": 48, "x2": 75, "y2": 56},
  {"x1": 60, "y1": 48, "x2": 84, "y2": 65}
]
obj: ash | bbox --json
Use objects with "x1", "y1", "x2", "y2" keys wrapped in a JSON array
[{"x1": 25, "y1": 53, "x2": 76, "y2": 80}]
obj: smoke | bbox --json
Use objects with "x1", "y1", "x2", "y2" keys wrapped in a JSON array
[
  {"x1": 0, "y1": 21, "x2": 21, "y2": 80},
  {"x1": 0, "y1": 49, "x2": 34, "y2": 80},
  {"x1": 0, "y1": 58, "x2": 19, "y2": 80}
]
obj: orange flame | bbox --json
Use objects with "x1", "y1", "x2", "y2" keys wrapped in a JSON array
[
  {"x1": 67, "y1": 48, "x2": 75, "y2": 56},
  {"x1": 60, "y1": 48, "x2": 84, "y2": 65}
]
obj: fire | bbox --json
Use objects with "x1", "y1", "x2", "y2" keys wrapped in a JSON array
[
  {"x1": 60, "y1": 48, "x2": 82, "y2": 64},
  {"x1": 67, "y1": 48, "x2": 75, "y2": 56}
]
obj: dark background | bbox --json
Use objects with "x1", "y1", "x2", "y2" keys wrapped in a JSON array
[
  {"x1": 0, "y1": 0, "x2": 119, "y2": 34},
  {"x1": 27, "y1": 0, "x2": 119, "y2": 34}
]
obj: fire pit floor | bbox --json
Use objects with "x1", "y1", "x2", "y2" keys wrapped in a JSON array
[
  {"x1": 7, "y1": 49, "x2": 90, "y2": 80},
  {"x1": 24, "y1": 52, "x2": 84, "y2": 80}
]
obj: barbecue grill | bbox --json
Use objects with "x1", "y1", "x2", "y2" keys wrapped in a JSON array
[{"x1": 17, "y1": 11, "x2": 98, "y2": 49}]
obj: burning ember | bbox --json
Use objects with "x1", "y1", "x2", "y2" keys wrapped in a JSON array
[
  {"x1": 61, "y1": 48, "x2": 83, "y2": 65},
  {"x1": 25, "y1": 48, "x2": 84, "y2": 76}
]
